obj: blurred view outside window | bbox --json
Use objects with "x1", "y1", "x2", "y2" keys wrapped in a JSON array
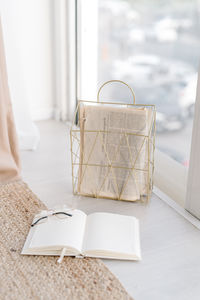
[{"x1": 97, "y1": 0, "x2": 200, "y2": 166}]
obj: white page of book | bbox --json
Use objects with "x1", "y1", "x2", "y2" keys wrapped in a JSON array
[
  {"x1": 29, "y1": 210, "x2": 86, "y2": 253},
  {"x1": 82, "y1": 212, "x2": 140, "y2": 257}
]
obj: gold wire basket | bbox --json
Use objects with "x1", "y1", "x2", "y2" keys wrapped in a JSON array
[{"x1": 70, "y1": 80, "x2": 156, "y2": 202}]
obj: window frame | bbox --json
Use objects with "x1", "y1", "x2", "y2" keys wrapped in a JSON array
[{"x1": 185, "y1": 66, "x2": 200, "y2": 219}]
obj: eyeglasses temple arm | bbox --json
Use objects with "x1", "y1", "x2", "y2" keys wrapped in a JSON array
[
  {"x1": 31, "y1": 216, "x2": 48, "y2": 227},
  {"x1": 53, "y1": 212, "x2": 73, "y2": 217}
]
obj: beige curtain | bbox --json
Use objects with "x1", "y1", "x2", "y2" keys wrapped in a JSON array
[{"x1": 0, "y1": 19, "x2": 21, "y2": 182}]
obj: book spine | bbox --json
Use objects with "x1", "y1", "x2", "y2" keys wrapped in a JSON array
[{"x1": 75, "y1": 254, "x2": 84, "y2": 258}]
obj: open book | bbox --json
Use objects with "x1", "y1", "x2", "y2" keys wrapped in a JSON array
[{"x1": 22, "y1": 209, "x2": 141, "y2": 261}]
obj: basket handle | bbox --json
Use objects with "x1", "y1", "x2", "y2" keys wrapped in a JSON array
[{"x1": 97, "y1": 80, "x2": 136, "y2": 104}]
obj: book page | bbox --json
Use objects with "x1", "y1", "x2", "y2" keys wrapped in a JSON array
[
  {"x1": 28, "y1": 209, "x2": 86, "y2": 253},
  {"x1": 78, "y1": 104, "x2": 152, "y2": 200},
  {"x1": 82, "y1": 212, "x2": 141, "y2": 259}
]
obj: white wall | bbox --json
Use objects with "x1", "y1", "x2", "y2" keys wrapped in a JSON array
[{"x1": 0, "y1": 0, "x2": 54, "y2": 121}]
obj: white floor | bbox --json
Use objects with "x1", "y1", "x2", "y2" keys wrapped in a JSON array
[{"x1": 20, "y1": 120, "x2": 200, "y2": 300}]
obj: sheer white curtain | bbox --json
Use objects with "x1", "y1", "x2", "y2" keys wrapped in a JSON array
[
  {"x1": 0, "y1": 0, "x2": 54, "y2": 150},
  {"x1": 0, "y1": 5, "x2": 40, "y2": 150}
]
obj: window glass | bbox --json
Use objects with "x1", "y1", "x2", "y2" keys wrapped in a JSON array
[{"x1": 98, "y1": 0, "x2": 200, "y2": 166}]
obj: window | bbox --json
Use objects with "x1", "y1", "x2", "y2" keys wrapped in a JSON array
[
  {"x1": 78, "y1": 0, "x2": 200, "y2": 167},
  {"x1": 76, "y1": 0, "x2": 200, "y2": 218}
]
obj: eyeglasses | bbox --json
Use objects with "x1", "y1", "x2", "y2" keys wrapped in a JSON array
[{"x1": 31, "y1": 211, "x2": 73, "y2": 227}]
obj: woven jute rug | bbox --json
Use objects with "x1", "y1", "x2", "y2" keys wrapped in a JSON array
[{"x1": 0, "y1": 181, "x2": 133, "y2": 300}]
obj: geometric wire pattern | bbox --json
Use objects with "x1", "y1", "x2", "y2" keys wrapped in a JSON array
[{"x1": 70, "y1": 100, "x2": 156, "y2": 203}]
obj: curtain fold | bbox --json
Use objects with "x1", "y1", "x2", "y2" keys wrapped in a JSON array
[{"x1": 0, "y1": 18, "x2": 21, "y2": 182}]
